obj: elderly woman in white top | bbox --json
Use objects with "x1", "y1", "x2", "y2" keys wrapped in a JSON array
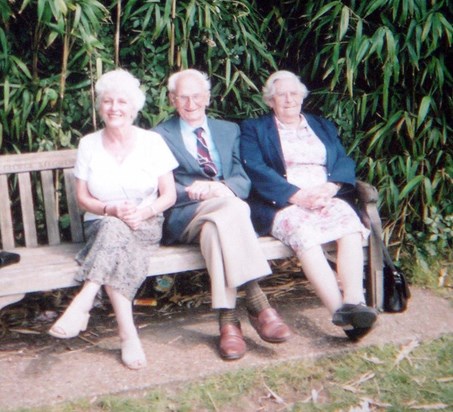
[
  {"x1": 240, "y1": 70, "x2": 377, "y2": 340},
  {"x1": 49, "y1": 69, "x2": 178, "y2": 369}
]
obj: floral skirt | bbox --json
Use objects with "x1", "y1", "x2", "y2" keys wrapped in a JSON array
[
  {"x1": 271, "y1": 198, "x2": 369, "y2": 254},
  {"x1": 75, "y1": 215, "x2": 164, "y2": 301}
]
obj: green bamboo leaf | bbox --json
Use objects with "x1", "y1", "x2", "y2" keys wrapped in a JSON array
[
  {"x1": 3, "y1": 79, "x2": 9, "y2": 112},
  {"x1": 72, "y1": 3, "x2": 81, "y2": 28},
  {"x1": 403, "y1": 111, "x2": 415, "y2": 140},
  {"x1": 312, "y1": 1, "x2": 341, "y2": 21},
  {"x1": 225, "y1": 58, "x2": 231, "y2": 87},
  {"x1": 0, "y1": 27, "x2": 7, "y2": 55},
  {"x1": 339, "y1": 6, "x2": 349, "y2": 41},
  {"x1": 356, "y1": 38, "x2": 371, "y2": 63},
  {"x1": 238, "y1": 71, "x2": 259, "y2": 92},
  {"x1": 19, "y1": 0, "x2": 32, "y2": 14},
  {"x1": 54, "y1": 0, "x2": 68, "y2": 16},
  {"x1": 382, "y1": 64, "x2": 391, "y2": 117},
  {"x1": 204, "y1": 3, "x2": 211, "y2": 29},
  {"x1": 346, "y1": 59, "x2": 354, "y2": 97},
  {"x1": 46, "y1": 31, "x2": 59, "y2": 48},
  {"x1": 384, "y1": 28, "x2": 396, "y2": 60},
  {"x1": 405, "y1": 157, "x2": 419, "y2": 181},
  {"x1": 368, "y1": 27, "x2": 384, "y2": 56},
  {"x1": 417, "y1": 96, "x2": 432, "y2": 130},
  {"x1": 37, "y1": 0, "x2": 46, "y2": 21},
  {"x1": 364, "y1": 0, "x2": 387, "y2": 18},
  {"x1": 399, "y1": 175, "x2": 424, "y2": 200},
  {"x1": 10, "y1": 56, "x2": 32, "y2": 79}
]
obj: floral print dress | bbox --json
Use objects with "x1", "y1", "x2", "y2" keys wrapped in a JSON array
[{"x1": 271, "y1": 116, "x2": 369, "y2": 253}]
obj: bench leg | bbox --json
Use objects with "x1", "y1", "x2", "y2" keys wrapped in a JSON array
[
  {"x1": 366, "y1": 209, "x2": 384, "y2": 311},
  {"x1": 0, "y1": 293, "x2": 26, "y2": 311}
]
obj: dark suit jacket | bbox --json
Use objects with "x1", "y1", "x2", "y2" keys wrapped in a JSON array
[
  {"x1": 240, "y1": 112, "x2": 357, "y2": 236},
  {"x1": 153, "y1": 116, "x2": 251, "y2": 244}
]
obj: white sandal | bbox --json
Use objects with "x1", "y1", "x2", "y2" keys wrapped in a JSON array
[
  {"x1": 121, "y1": 338, "x2": 147, "y2": 370},
  {"x1": 49, "y1": 311, "x2": 90, "y2": 339}
]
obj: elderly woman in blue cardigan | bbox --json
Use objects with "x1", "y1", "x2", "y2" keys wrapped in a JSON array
[{"x1": 240, "y1": 70, "x2": 377, "y2": 340}]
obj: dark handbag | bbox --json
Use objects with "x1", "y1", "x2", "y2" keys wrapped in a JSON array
[
  {"x1": 369, "y1": 221, "x2": 411, "y2": 313},
  {"x1": 382, "y1": 242, "x2": 411, "y2": 313},
  {"x1": 0, "y1": 251, "x2": 21, "y2": 268}
]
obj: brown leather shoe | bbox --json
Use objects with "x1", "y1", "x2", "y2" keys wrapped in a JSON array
[
  {"x1": 249, "y1": 308, "x2": 292, "y2": 343},
  {"x1": 219, "y1": 323, "x2": 246, "y2": 360}
]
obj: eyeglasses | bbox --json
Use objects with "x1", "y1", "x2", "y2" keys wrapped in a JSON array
[
  {"x1": 273, "y1": 91, "x2": 303, "y2": 100},
  {"x1": 173, "y1": 93, "x2": 206, "y2": 104}
]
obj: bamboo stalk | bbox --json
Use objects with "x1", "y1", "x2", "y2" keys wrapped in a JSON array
[
  {"x1": 170, "y1": 0, "x2": 176, "y2": 66},
  {"x1": 115, "y1": 0, "x2": 121, "y2": 67}
]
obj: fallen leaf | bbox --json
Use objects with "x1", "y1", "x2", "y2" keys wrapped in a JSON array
[
  {"x1": 9, "y1": 328, "x2": 41, "y2": 335},
  {"x1": 409, "y1": 403, "x2": 450, "y2": 410},
  {"x1": 361, "y1": 397, "x2": 392, "y2": 408},
  {"x1": 263, "y1": 382, "x2": 286, "y2": 405},
  {"x1": 436, "y1": 377, "x2": 453, "y2": 383},
  {"x1": 394, "y1": 339, "x2": 419, "y2": 367},
  {"x1": 362, "y1": 354, "x2": 384, "y2": 365},
  {"x1": 348, "y1": 399, "x2": 371, "y2": 412},
  {"x1": 342, "y1": 384, "x2": 361, "y2": 393}
]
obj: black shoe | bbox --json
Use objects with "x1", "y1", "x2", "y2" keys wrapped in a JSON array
[
  {"x1": 343, "y1": 326, "x2": 373, "y2": 341},
  {"x1": 332, "y1": 303, "x2": 377, "y2": 328}
]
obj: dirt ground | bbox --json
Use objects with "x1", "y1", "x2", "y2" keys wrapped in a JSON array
[{"x1": 0, "y1": 277, "x2": 452, "y2": 411}]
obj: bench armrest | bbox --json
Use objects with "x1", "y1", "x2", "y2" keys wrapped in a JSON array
[
  {"x1": 355, "y1": 180, "x2": 379, "y2": 204},
  {"x1": 355, "y1": 180, "x2": 384, "y2": 310}
]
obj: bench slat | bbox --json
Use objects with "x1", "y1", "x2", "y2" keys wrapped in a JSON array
[
  {"x1": 0, "y1": 149, "x2": 77, "y2": 174},
  {"x1": 64, "y1": 168, "x2": 84, "y2": 242},
  {"x1": 41, "y1": 170, "x2": 60, "y2": 245},
  {"x1": 0, "y1": 236, "x2": 370, "y2": 298},
  {"x1": 18, "y1": 172, "x2": 38, "y2": 247},
  {"x1": 0, "y1": 174, "x2": 15, "y2": 249}
]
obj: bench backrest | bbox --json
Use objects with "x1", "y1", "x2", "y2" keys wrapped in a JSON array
[{"x1": 0, "y1": 149, "x2": 82, "y2": 249}]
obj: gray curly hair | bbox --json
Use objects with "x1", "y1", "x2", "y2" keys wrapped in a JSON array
[{"x1": 262, "y1": 70, "x2": 309, "y2": 106}]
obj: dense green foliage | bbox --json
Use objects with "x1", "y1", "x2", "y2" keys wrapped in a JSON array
[
  {"x1": 0, "y1": 0, "x2": 451, "y2": 264},
  {"x1": 258, "y1": 0, "x2": 452, "y2": 266}
]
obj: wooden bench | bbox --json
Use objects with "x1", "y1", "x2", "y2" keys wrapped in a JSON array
[{"x1": 0, "y1": 149, "x2": 384, "y2": 312}]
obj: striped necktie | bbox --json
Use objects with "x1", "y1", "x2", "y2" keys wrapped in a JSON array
[{"x1": 194, "y1": 127, "x2": 218, "y2": 177}]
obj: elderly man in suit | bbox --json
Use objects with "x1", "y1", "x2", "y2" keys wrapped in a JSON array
[{"x1": 153, "y1": 69, "x2": 291, "y2": 360}]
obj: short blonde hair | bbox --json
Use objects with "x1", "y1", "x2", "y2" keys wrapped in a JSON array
[
  {"x1": 262, "y1": 70, "x2": 309, "y2": 106},
  {"x1": 95, "y1": 69, "x2": 146, "y2": 119}
]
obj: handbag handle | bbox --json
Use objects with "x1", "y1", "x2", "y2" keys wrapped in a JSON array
[{"x1": 369, "y1": 222, "x2": 398, "y2": 272}]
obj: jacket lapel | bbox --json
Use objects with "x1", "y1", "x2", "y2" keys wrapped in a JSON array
[
  {"x1": 262, "y1": 114, "x2": 286, "y2": 173},
  {"x1": 163, "y1": 117, "x2": 201, "y2": 173},
  {"x1": 208, "y1": 119, "x2": 230, "y2": 171}
]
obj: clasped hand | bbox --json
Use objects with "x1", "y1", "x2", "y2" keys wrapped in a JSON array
[
  {"x1": 290, "y1": 182, "x2": 339, "y2": 210},
  {"x1": 185, "y1": 181, "x2": 234, "y2": 201},
  {"x1": 111, "y1": 201, "x2": 146, "y2": 230}
]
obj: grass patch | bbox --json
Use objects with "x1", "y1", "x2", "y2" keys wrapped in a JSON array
[{"x1": 21, "y1": 335, "x2": 453, "y2": 412}]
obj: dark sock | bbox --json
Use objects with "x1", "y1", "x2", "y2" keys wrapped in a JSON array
[
  {"x1": 218, "y1": 309, "x2": 240, "y2": 328},
  {"x1": 244, "y1": 280, "x2": 270, "y2": 316}
]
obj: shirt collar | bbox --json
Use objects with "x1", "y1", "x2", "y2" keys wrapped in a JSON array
[
  {"x1": 179, "y1": 117, "x2": 209, "y2": 134},
  {"x1": 274, "y1": 114, "x2": 307, "y2": 130}
]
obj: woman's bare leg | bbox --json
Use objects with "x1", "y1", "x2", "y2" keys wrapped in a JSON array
[
  {"x1": 296, "y1": 245, "x2": 342, "y2": 314},
  {"x1": 336, "y1": 233, "x2": 367, "y2": 304},
  {"x1": 104, "y1": 286, "x2": 146, "y2": 370}
]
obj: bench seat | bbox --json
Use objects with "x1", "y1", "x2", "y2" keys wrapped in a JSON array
[{"x1": 0, "y1": 149, "x2": 383, "y2": 312}]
